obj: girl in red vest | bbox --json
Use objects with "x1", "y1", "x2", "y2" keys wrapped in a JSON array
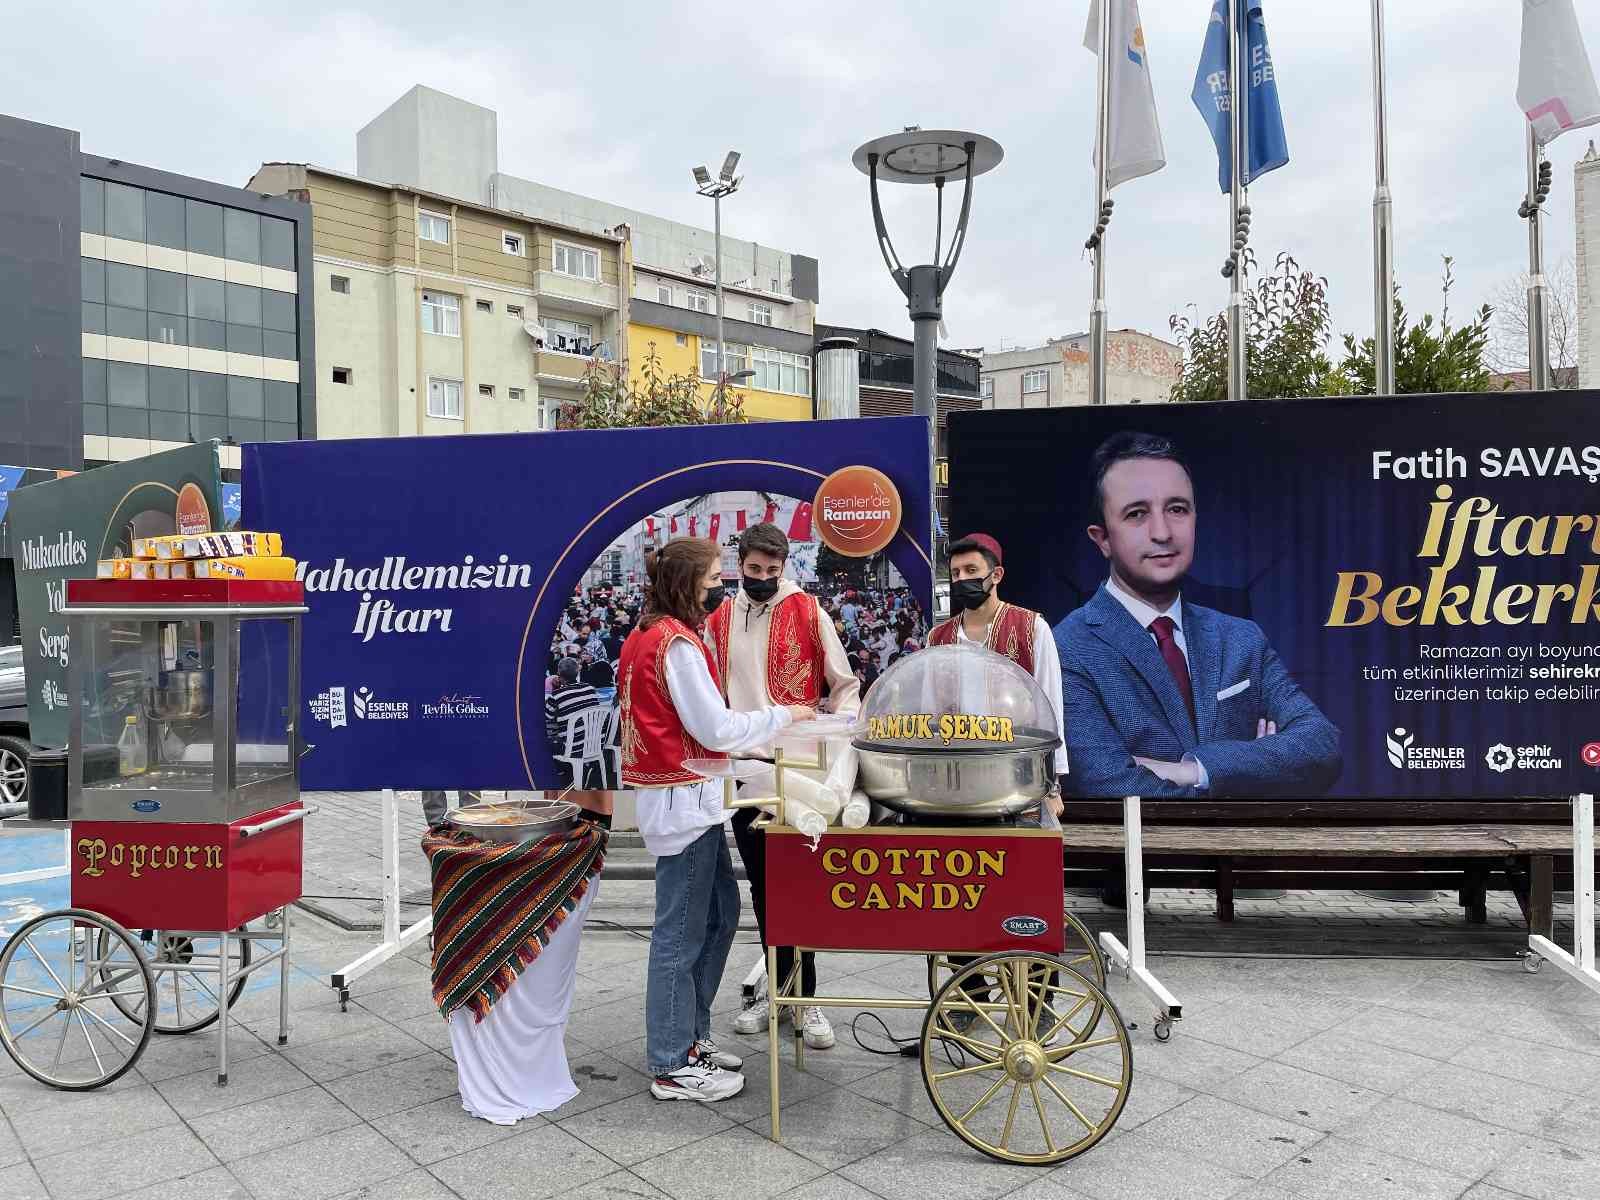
[{"x1": 617, "y1": 538, "x2": 814, "y2": 1102}]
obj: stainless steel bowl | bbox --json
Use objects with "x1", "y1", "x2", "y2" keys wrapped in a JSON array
[
  {"x1": 143, "y1": 670, "x2": 212, "y2": 720},
  {"x1": 445, "y1": 800, "x2": 579, "y2": 844},
  {"x1": 854, "y1": 744, "x2": 1057, "y2": 818}
]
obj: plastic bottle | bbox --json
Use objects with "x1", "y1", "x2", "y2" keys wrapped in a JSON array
[{"x1": 118, "y1": 714, "x2": 147, "y2": 776}]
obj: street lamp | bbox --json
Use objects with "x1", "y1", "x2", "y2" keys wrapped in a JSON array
[
  {"x1": 852, "y1": 129, "x2": 1002, "y2": 421},
  {"x1": 693, "y1": 151, "x2": 743, "y2": 395}
]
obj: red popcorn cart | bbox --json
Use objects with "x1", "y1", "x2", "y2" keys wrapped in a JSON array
[
  {"x1": 726, "y1": 646, "x2": 1134, "y2": 1167},
  {"x1": 0, "y1": 578, "x2": 307, "y2": 1090}
]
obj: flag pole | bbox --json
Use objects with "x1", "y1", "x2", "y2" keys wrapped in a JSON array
[
  {"x1": 1226, "y1": 0, "x2": 1248, "y2": 401},
  {"x1": 1090, "y1": 0, "x2": 1112, "y2": 406},
  {"x1": 1526, "y1": 125, "x2": 1552, "y2": 390},
  {"x1": 1370, "y1": 0, "x2": 1396, "y2": 395}
]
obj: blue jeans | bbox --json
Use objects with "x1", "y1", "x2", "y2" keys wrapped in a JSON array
[{"x1": 646, "y1": 823, "x2": 740, "y2": 1075}]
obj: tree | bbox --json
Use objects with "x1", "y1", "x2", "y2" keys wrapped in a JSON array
[
  {"x1": 1169, "y1": 252, "x2": 1343, "y2": 402},
  {"x1": 556, "y1": 343, "x2": 748, "y2": 430},
  {"x1": 1337, "y1": 257, "x2": 1493, "y2": 395},
  {"x1": 1485, "y1": 255, "x2": 1580, "y2": 385}
]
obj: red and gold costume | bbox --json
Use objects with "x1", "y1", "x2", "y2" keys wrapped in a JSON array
[
  {"x1": 617, "y1": 617, "x2": 726, "y2": 787},
  {"x1": 928, "y1": 601, "x2": 1039, "y2": 675},
  {"x1": 705, "y1": 592, "x2": 825, "y2": 707}
]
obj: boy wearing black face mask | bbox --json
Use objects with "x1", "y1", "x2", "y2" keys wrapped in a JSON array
[
  {"x1": 928, "y1": 533, "x2": 1067, "y2": 819},
  {"x1": 704, "y1": 523, "x2": 859, "y2": 1051}
]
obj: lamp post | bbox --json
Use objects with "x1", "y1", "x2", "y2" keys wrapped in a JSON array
[{"x1": 693, "y1": 152, "x2": 742, "y2": 393}]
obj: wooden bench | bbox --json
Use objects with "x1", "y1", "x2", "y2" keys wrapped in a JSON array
[{"x1": 1059, "y1": 800, "x2": 1581, "y2": 937}]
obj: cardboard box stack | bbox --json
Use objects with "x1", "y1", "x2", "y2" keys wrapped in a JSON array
[{"x1": 98, "y1": 531, "x2": 296, "y2": 582}]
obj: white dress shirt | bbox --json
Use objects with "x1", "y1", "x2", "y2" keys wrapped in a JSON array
[
  {"x1": 633, "y1": 638, "x2": 793, "y2": 859},
  {"x1": 953, "y1": 608, "x2": 1068, "y2": 777},
  {"x1": 1102, "y1": 575, "x2": 1210, "y2": 788}
]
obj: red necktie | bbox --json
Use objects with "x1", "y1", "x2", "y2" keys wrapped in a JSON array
[{"x1": 1149, "y1": 616, "x2": 1196, "y2": 733}]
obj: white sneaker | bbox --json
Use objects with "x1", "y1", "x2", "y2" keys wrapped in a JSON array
[
  {"x1": 693, "y1": 1037, "x2": 743, "y2": 1071},
  {"x1": 798, "y1": 1006, "x2": 835, "y2": 1050},
  {"x1": 733, "y1": 997, "x2": 790, "y2": 1036},
  {"x1": 650, "y1": 1059, "x2": 746, "y2": 1102}
]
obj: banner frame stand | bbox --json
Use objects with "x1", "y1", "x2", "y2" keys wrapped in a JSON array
[
  {"x1": 329, "y1": 788, "x2": 433, "y2": 1010},
  {"x1": 1525, "y1": 792, "x2": 1598, "y2": 996},
  {"x1": 1097, "y1": 796, "x2": 1183, "y2": 1041},
  {"x1": 0, "y1": 826, "x2": 70, "y2": 887}
]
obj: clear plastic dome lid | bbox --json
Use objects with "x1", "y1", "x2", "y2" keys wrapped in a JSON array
[{"x1": 853, "y1": 642, "x2": 1061, "y2": 755}]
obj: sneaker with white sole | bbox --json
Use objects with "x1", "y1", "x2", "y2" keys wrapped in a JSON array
[
  {"x1": 693, "y1": 1037, "x2": 743, "y2": 1071},
  {"x1": 650, "y1": 1059, "x2": 746, "y2": 1102},
  {"x1": 732, "y1": 996, "x2": 790, "y2": 1036},
  {"x1": 798, "y1": 1006, "x2": 835, "y2": 1050}
]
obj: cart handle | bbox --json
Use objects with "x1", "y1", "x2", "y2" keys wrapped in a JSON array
[{"x1": 238, "y1": 807, "x2": 314, "y2": 839}]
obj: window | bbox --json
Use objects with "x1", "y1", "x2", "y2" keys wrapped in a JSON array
[
  {"x1": 81, "y1": 178, "x2": 104, "y2": 236},
  {"x1": 553, "y1": 241, "x2": 599, "y2": 281},
  {"x1": 749, "y1": 301, "x2": 773, "y2": 326},
  {"x1": 81, "y1": 258, "x2": 105, "y2": 305},
  {"x1": 105, "y1": 182, "x2": 144, "y2": 241},
  {"x1": 186, "y1": 200, "x2": 224, "y2": 258},
  {"x1": 980, "y1": 377, "x2": 994, "y2": 400},
  {"x1": 675, "y1": 333, "x2": 688, "y2": 346},
  {"x1": 330, "y1": 275, "x2": 351, "y2": 294},
  {"x1": 262, "y1": 331, "x2": 297, "y2": 360},
  {"x1": 265, "y1": 381, "x2": 298, "y2": 424},
  {"x1": 228, "y1": 377, "x2": 264, "y2": 419},
  {"x1": 261, "y1": 289, "x2": 295, "y2": 332},
  {"x1": 108, "y1": 362, "x2": 147, "y2": 408},
  {"x1": 509, "y1": 387, "x2": 525, "y2": 402},
  {"x1": 685, "y1": 289, "x2": 711, "y2": 314},
  {"x1": 542, "y1": 316, "x2": 593, "y2": 355},
  {"x1": 224, "y1": 209, "x2": 260, "y2": 264},
  {"x1": 261, "y1": 217, "x2": 295, "y2": 271},
  {"x1": 148, "y1": 313, "x2": 185, "y2": 345},
  {"x1": 656, "y1": 284, "x2": 673, "y2": 305},
  {"x1": 418, "y1": 211, "x2": 451, "y2": 244},
  {"x1": 507, "y1": 304, "x2": 524, "y2": 319},
  {"x1": 1021, "y1": 369, "x2": 1048, "y2": 394},
  {"x1": 749, "y1": 346, "x2": 812, "y2": 396},
  {"x1": 502, "y1": 232, "x2": 525, "y2": 256},
  {"x1": 331, "y1": 367, "x2": 352, "y2": 385},
  {"x1": 226, "y1": 282, "x2": 262, "y2": 327},
  {"x1": 187, "y1": 276, "x2": 225, "y2": 322},
  {"x1": 428, "y1": 377, "x2": 463, "y2": 420},
  {"x1": 476, "y1": 299, "x2": 494, "y2": 314},
  {"x1": 478, "y1": 384, "x2": 495, "y2": 398},
  {"x1": 421, "y1": 291, "x2": 461, "y2": 337},
  {"x1": 148, "y1": 270, "x2": 186, "y2": 317},
  {"x1": 149, "y1": 367, "x2": 186, "y2": 412},
  {"x1": 105, "y1": 263, "x2": 146, "y2": 310},
  {"x1": 771, "y1": 277, "x2": 780, "y2": 293},
  {"x1": 700, "y1": 341, "x2": 750, "y2": 381},
  {"x1": 145, "y1": 192, "x2": 185, "y2": 251}
]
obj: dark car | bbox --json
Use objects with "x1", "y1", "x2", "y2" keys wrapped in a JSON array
[{"x1": 0, "y1": 645, "x2": 30, "y2": 807}]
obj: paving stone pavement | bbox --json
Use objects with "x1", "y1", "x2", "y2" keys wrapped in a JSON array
[{"x1": 1, "y1": 906, "x2": 1597, "y2": 1200}]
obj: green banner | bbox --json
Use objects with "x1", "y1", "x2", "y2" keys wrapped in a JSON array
[{"x1": 7, "y1": 443, "x2": 221, "y2": 748}]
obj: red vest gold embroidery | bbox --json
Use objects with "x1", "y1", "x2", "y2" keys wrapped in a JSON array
[
  {"x1": 617, "y1": 617, "x2": 725, "y2": 787},
  {"x1": 928, "y1": 602, "x2": 1038, "y2": 674},
  {"x1": 704, "y1": 592, "x2": 824, "y2": 707}
]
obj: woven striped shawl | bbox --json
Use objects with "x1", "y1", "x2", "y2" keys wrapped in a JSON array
[{"x1": 423, "y1": 821, "x2": 606, "y2": 1022}]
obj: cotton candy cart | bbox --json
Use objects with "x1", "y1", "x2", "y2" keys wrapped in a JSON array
[{"x1": 0, "y1": 579, "x2": 306, "y2": 1090}]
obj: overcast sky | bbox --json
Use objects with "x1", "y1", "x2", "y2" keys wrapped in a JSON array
[{"x1": 12, "y1": 1, "x2": 1598, "y2": 363}]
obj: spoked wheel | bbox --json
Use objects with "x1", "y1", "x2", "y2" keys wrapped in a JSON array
[
  {"x1": 99, "y1": 928, "x2": 251, "y2": 1035},
  {"x1": 920, "y1": 951, "x2": 1131, "y2": 1165},
  {"x1": 926, "y1": 909, "x2": 1107, "y2": 1041},
  {"x1": 0, "y1": 909, "x2": 155, "y2": 1090}
]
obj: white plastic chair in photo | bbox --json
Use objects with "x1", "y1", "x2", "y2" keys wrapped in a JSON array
[
  {"x1": 600, "y1": 705, "x2": 622, "y2": 788},
  {"x1": 555, "y1": 705, "x2": 608, "y2": 788}
]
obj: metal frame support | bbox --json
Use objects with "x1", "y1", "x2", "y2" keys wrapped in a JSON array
[
  {"x1": 329, "y1": 787, "x2": 434, "y2": 1010},
  {"x1": 1526, "y1": 793, "x2": 1599, "y2": 995},
  {"x1": 0, "y1": 825, "x2": 70, "y2": 886},
  {"x1": 1097, "y1": 796, "x2": 1183, "y2": 1040}
]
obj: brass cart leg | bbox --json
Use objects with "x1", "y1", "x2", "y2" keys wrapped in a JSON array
[{"x1": 767, "y1": 945, "x2": 781, "y2": 1141}]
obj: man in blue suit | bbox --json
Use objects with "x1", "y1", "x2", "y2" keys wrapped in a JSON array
[{"x1": 1055, "y1": 432, "x2": 1341, "y2": 798}]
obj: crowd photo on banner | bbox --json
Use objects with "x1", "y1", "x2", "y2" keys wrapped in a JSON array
[{"x1": 543, "y1": 489, "x2": 928, "y2": 790}]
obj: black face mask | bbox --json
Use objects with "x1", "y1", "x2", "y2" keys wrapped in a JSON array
[
  {"x1": 951, "y1": 575, "x2": 994, "y2": 612},
  {"x1": 742, "y1": 574, "x2": 780, "y2": 603},
  {"x1": 702, "y1": 585, "x2": 728, "y2": 614}
]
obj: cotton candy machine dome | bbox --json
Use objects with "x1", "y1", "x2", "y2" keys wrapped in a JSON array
[{"x1": 851, "y1": 642, "x2": 1062, "y2": 818}]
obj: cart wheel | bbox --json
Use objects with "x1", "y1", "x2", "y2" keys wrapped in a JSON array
[
  {"x1": 1153, "y1": 1017, "x2": 1173, "y2": 1043},
  {"x1": 920, "y1": 952, "x2": 1131, "y2": 1165},
  {"x1": 1523, "y1": 953, "x2": 1543, "y2": 975},
  {"x1": 927, "y1": 910, "x2": 1107, "y2": 1044},
  {"x1": 0, "y1": 909, "x2": 155, "y2": 1090},
  {"x1": 99, "y1": 928, "x2": 251, "y2": 1035}
]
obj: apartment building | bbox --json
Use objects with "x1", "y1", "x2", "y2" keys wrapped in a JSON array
[
  {"x1": 353, "y1": 86, "x2": 819, "y2": 422},
  {"x1": 980, "y1": 329, "x2": 1182, "y2": 408},
  {"x1": 247, "y1": 163, "x2": 624, "y2": 438}
]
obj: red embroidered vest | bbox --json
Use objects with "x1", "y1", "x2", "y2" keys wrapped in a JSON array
[
  {"x1": 617, "y1": 617, "x2": 724, "y2": 788},
  {"x1": 928, "y1": 602, "x2": 1038, "y2": 674},
  {"x1": 704, "y1": 591, "x2": 825, "y2": 707}
]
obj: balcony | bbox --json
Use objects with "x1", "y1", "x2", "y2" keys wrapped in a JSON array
[
  {"x1": 533, "y1": 269, "x2": 618, "y2": 316},
  {"x1": 534, "y1": 350, "x2": 591, "y2": 386}
]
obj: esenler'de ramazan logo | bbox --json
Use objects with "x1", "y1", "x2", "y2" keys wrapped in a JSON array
[{"x1": 813, "y1": 466, "x2": 902, "y2": 558}]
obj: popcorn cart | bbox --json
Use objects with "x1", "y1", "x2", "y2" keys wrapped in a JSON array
[
  {"x1": 0, "y1": 577, "x2": 306, "y2": 1090},
  {"x1": 717, "y1": 645, "x2": 1132, "y2": 1166}
]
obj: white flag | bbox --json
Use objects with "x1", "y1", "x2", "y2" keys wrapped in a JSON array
[
  {"x1": 1518, "y1": 0, "x2": 1600, "y2": 145},
  {"x1": 1084, "y1": 0, "x2": 1166, "y2": 188}
]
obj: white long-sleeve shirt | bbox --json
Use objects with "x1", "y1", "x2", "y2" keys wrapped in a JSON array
[{"x1": 633, "y1": 638, "x2": 793, "y2": 858}]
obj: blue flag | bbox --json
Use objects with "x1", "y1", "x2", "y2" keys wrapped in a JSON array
[
  {"x1": 1192, "y1": 0, "x2": 1289, "y2": 192},
  {"x1": 0, "y1": 465, "x2": 24, "y2": 528}
]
